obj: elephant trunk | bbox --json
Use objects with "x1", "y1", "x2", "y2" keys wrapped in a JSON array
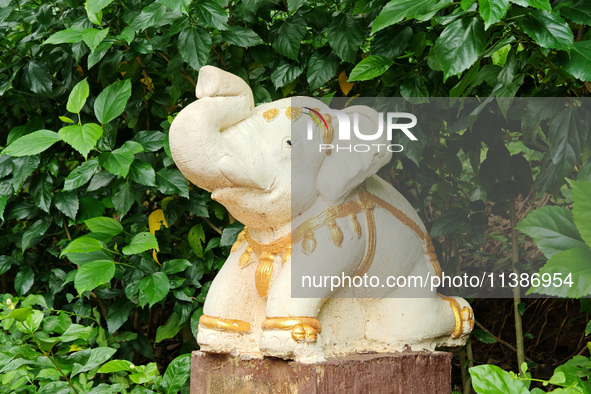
[{"x1": 169, "y1": 66, "x2": 255, "y2": 192}]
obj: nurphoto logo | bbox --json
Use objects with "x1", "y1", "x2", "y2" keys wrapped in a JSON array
[{"x1": 304, "y1": 107, "x2": 418, "y2": 153}]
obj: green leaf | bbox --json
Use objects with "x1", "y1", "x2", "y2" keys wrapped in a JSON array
[
  {"x1": 98, "y1": 147, "x2": 135, "y2": 177},
  {"x1": 138, "y1": 272, "x2": 170, "y2": 307},
  {"x1": 94, "y1": 79, "x2": 132, "y2": 125},
  {"x1": 372, "y1": 0, "x2": 437, "y2": 34},
  {"x1": 272, "y1": 18, "x2": 306, "y2": 61},
  {"x1": 107, "y1": 298, "x2": 134, "y2": 334},
  {"x1": 157, "y1": 0, "x2": 190, "y2": 14},
  {"x1": 162, "y1": 259, "x2": 192, "y2": 275},
  {"x1": 155, "y1": 312, "x2": 184, "y2": 343},
  {"x1": 570, "y1": 180, "x2": 591, "y2": 247},
  {"x1": 478, "y1": 0, "x2": 510, "y2": 30},
  {"x1": 25, "y1": 61, "x2": 52, "y2": 95},
  {"x1": 21, "y1": 219, "x2": 50, "y2": 250},
  {"x1": 2, "y1": 130, "x2": 61, "y2": 157},
  {"x1": 7, "y1": 307, "x2": 32, "y2": 322},
  {"x1": 188, "y1": 224, "x2": 205, "y2": 258},
  {"x1": 371, "y1": 26, "x2": 413, "y2": 58},
  {"x1": 61, "y1": 237, "x2": 105, "y2": 256},
  {"x1": 156, "y1": 168, "x2": 189, "y2": 198},
  {"x1": 55, "y1": 190, "x2": 82, "y2": 219},
  {"x1": 193, "y1": 0, "x2": 228, "y2": 30},
  {"x1": 434, "y1": 18, "x2": 486, "y2": 78},
  {"x1": 97, "y1": 359, "x2": 135, "y2": 373},
  {"x1": 220, "y1": 26, "x2": 263, "y2": 47},
  {"x1": 431, "y1": 208, "x2": 469, "y2": 237},
  {"x1": 562, "y1": 40, "x2": 591, "y2": 82},
  {"x1": 162, "y1": 353, "x2": 191, "y2": 394},
  {"x1": 131, "y1": 3, "x2": 168, "y2": 30},
  {"x1": 67, "y1": 78, "x2": 89, "y2": 114},
  {"x1": 58, "y1": 123, "x2": 104, "y2": 158},
  {"x1": 88, "y1": 41, "x2": 114, "y2": 69},
  {"x1": 122, "y1": 232, "x2": 158, "y2": 255},
  {"x1": 14, "y1": 269, "x2": 34, "y2": 296},
  {"x1": 220, "y1": 222, "x2": 245, "y2": 247},
  {"x1": 71, "y1": 347, "x2": 117, "y2": 377},
  {"x1": 18, "y1": 310, "x2": 44, "y2": 334},
  {"x1": 327, "y1": 13, "x2": 365, "y2": 63},
  {"x1": 549, "y1": 108, "x2": 588, "y2": 180},
  {"x1": 519, "y1": 0, "x2": 551, "y2": 12},
  {"x1": 64, "y1": 159, "x2": 100, "y2": 190},
  {"x1": 521, "y1": 10, "x2": 574, "y2": 50},
  {"x1": 178, "y1": 27, "x2": 212, "y2": 71},
  {"x1": 129, "y1": 363, "x2": 160, "y2": 384},
  {"x1": 112, "y1": 182, "x2": 137, "y2": 219},
  {"x1": 306, "y1": 52, "x2": 339, "y2": 90},
  {"x1": 516, "y1": 206, "x2": 586, "y2": 258},
  {"x1": 470, "y1": 365, "x2": 530, "y2": 393},
  {"x1": 132, "y1": 130, "x2": 165, "y2": 152},
  {"x1": 561, "y1": 2, "x2": 591, "y2": 26},
  {"x1": 0, "y1": 196, "x2": 7, "y2": 221},
  {"x1": 129, "y1": 161, "x2": 156, "y2": 186},
  {"x1": 82, "y1": 28, "x2": 109, "y2": 53},
  {"x1": 30, "y1": 174, "x2": 53, "y2": 213},
  {"x1": 75, "y1": 260, "x2": 115, "y2": 294},
  {"x1": 58, "y1": 324, "x2": 93, "y2": 342},
  {"x1": 529, "y1": 248, "x2": 591, "y2": 298},
  {"x1": 86, "y1": 0, "x2": 115, "y2": 16},
  {"x1": 44, "y1": 27, "x2": 85, "y2": 45},
  {"x1": 270, "y1": 61, "x2": 304, "y2": 89},
  {"x1": 473, "y1": 329, "x2": 498, "y2": 343},
  {"x1": 348, "y1": 55, "x2": 394, "y2": 81},
  {"x1": 85, "y1": 217, "x2": 123, "y2": 236}
]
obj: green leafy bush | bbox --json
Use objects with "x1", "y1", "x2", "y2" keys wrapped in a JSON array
[{"x1": 0, "y1": 0, "x2": 590, "y2": 392}]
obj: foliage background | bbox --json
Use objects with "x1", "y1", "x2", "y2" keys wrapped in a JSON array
[{"x1": 0, "y1": 0, "x2": 590, "y2": 392}]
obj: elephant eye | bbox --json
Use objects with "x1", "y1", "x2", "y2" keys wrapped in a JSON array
[{"x1": 284, "y1": 138, "x2": 292, "y2": 149}]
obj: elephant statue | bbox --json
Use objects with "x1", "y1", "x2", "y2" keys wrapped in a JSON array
[{"x1": 169, "y1": 66, "x2": 473, "y2": 363}]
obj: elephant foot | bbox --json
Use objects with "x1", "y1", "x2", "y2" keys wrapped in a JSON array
[
  {"x1": 197, "y1": 316, "x2": 262, "y2": 358},
  {"x1": 439, "y1": 296, "x2": 474, "y2": 342},
  {"x1": 259, "y1": 329, "x2": 325, "y2": 363},
  {"x1": 259, "y1": 317, "x2": 326, "y2": 363}
]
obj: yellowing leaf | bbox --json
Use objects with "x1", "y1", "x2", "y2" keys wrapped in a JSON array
[
  {"x1": 338, "y1": 71, "x2": 354, "y2": 96},
  {"x1": 149, "y1": 209, "x2": 168, "y2": 235},
  {"x1": 149, "y1": 209, "x2": 168, "y2": 263}
]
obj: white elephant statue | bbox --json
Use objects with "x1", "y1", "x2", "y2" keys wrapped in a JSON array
[{"x1": 169, "y1": 66, "x2": 473, "y2": 363}]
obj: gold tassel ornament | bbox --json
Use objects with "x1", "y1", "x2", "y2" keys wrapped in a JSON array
[
  {"x1": 327, "y1": 219, "x2": 343, "y2": 247},
  {"x1": 255, "y1": 252, "x2": 275, "y2": 297}
]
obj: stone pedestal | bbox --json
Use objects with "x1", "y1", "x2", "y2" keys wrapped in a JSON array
[{"x1": 190, "y1": 351, "x2": 452, "y2": 394}]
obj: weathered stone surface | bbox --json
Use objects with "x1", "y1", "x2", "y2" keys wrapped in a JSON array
[{"x1": 191, "y1": 350, "x2": 452, "y2": 394}]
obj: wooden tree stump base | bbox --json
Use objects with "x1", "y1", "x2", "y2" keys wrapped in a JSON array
[{"x1": 190, "y1": 350, "x2": 452, "y2": 394}]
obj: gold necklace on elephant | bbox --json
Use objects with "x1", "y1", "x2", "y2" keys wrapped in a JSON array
[{"x1": 231, "y1": 190, "x2": 443, "y2": 298}]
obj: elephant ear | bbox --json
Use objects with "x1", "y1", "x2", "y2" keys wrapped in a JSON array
[{"x1": 317, "y1": 105, "x2": 392, "y2": 203}]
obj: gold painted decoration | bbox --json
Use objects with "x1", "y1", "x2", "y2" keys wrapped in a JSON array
[
  {"x1": 285, "y1": 107, "x2": 302, "y2": 121},
  {"x1": 262, "y1": 108, "x2": 279, "y2": 122},
  {"x1": 350, "y1": 214, "x2": 362, "y2": 238},
  {"x1": 232, "y1": 187, "x2": 443, "y2": 299},
  {"x1": 302, "y1": 233, "x2": 317, "y2": 255},
  {"x1": 239, "y1": 245, "x2": 253, "y2": 268},
  {"x1": 199, "y1": 315, "x2": 251, "y2": 333},
  {"x1": 424, "y1": 234, "x2": 442, "y2": 278},
  {"x1": 255, "y1": 252, "x2": 275, "y2": 297},
  {"x1": 439, "y1": 296, "x2": 464, "y2": 339},
  {"x1": 291, "y1": 324, "x2": 318, "y2": 342},
  {"x1": 328, "y1": 219, "x2": 343, "y2": 247},
  {"x1": 231, "y1": 228, "x2": 247, "y2": 253},
  {"x1": 262, "y1": 316, "x2": 322, "y2": 333},
  {"x1": 282, "y1": 247, "x2": 292, "y2": 264}
]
